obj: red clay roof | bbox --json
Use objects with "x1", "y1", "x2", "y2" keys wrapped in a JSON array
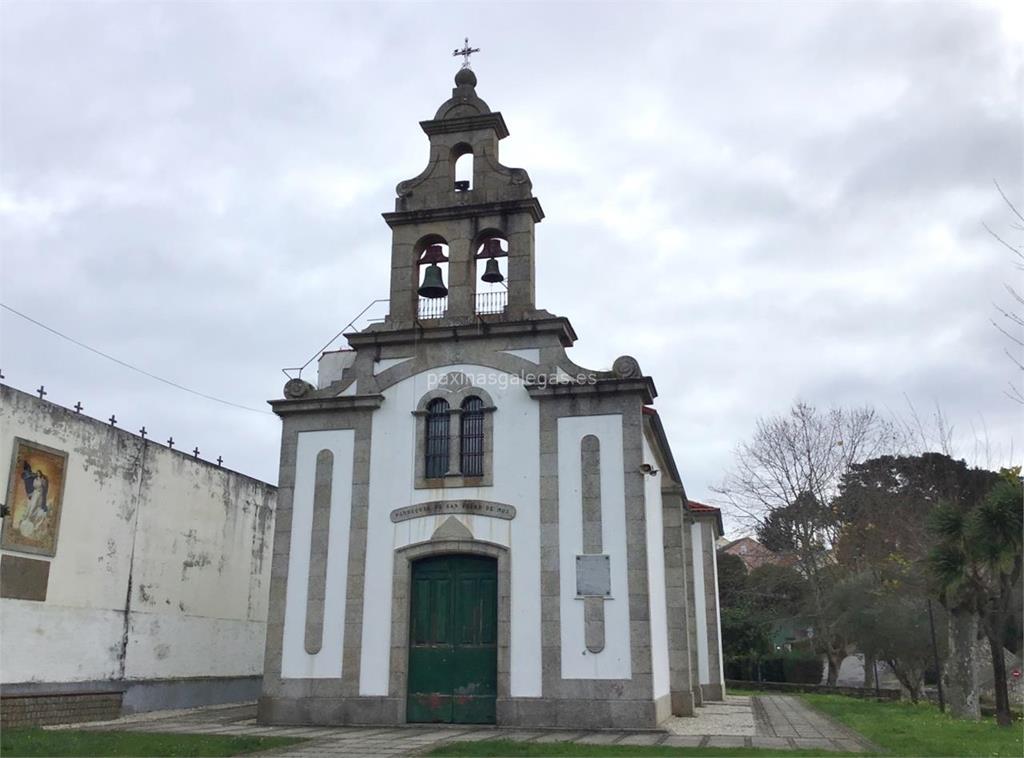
[{"x1": 687, "y1": 500, "x2": 721, "y2": 513}]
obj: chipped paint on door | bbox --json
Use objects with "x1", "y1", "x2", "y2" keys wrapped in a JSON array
[{"x1": 407, "y1": 554, "x2": 497, "y2": 724}]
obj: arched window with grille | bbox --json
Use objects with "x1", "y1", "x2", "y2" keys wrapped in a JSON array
[
  {"x1": 413, "y1": 381, "x2": 494, "y2": 489},
  {"x1": 460, "y1": 396, "x2": 485, "y2": 477},
  {"x1": 425, "y1": 399, "x2": 450, "y2": 478}
]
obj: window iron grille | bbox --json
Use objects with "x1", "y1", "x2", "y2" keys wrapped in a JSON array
[
  {"x1": 425, "y1": 399, "x2": 450, "y2": 478},
  {"x1": 460, "y1": 396, "x2": 485, "y2": 477}
]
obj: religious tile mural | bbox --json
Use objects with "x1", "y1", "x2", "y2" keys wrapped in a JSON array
[{"x1": 1, "y1": 438, "x2": 68, "y2": 557}]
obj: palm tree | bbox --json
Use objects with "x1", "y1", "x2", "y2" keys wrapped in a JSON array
[{"x1": 929, "y1": 471, "x2": 1023, "y2": 727}]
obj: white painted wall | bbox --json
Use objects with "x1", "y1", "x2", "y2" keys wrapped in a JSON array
[
  {"x1": 709, "y1": 527, "x2": 726, "y2": 688},
  {"x1": 1, "y1": 603, "x2": 125, "y2": 682},
  {"x1": 280, "y1": 430, "x2": 354, "y2": 679},
  {"x1": 358, "y1": 365, "x2": 542, "y2": 698},
  {"x1": 642, "y1": 436, "x2": 671, "y2": 699},
  {"x1": 317, "y1": 350, "x2": 356, "y2": 388},
  {"x1": 0, "y1": 386, "x2": 276, "y2": 685},
  {"x1": 557, "y1": 415, "x2": 631, "y2": 680},
  {"x1": 691, "y1": 521, "x2": 710, "y2": 684}
]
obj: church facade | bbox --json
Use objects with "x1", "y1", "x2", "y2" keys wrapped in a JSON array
[{"x1": 258, "y1": 67, "x2": 724, "y2": 729}]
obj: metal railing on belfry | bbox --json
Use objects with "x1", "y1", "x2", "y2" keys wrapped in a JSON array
[
  {"x1": 418, "y1": 297, "x2": 448, "y2": 320},
  {"x1": 416, "y1": 291, "x2": 506, "y2": 320},
  {"x1": 475, "y1": 290, "x2": 507, "y2": 315}
]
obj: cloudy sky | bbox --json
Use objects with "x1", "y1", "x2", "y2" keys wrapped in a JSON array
[{"x1": 1, "y1": 1, "x2": 1020, "y2": 530}]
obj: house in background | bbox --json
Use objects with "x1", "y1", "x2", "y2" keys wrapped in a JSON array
[
  {"x1": 718, "y1": 536, "x2": 783, "y2": 571},
  {"x1": 0, "y1": 384, "x2": 276, "y2": 726}
]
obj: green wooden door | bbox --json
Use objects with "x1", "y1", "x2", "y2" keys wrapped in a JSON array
[{"x1": 407, "y1": 554, "x2": 497, "y2": 724}]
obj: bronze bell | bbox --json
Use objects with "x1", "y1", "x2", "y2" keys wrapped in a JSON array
[
  {"x1": 481, "y1": 257, "x2": 504, "y2": 283},
  {"x1": 417, "y1": 263, "x2": 448, "y2": 298}
]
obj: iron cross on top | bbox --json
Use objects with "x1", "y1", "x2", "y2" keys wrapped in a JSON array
[{"x1": 453, "y1": 37, "x2": 479, "y2": 68}]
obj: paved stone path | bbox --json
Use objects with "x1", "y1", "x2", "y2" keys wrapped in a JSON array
[
  {"x1": 751, "y1": 694, "x2": 880, "y2": 752},
  {"x1": 51, "y1": 695, "x2": 877, "y2": 755}
]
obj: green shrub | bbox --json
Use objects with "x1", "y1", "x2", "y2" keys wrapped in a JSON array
[
  {"x1": 724, "y1": 653, "x2": 758, "y2": 681},
  {"x1": 782, "y1": 651, "x2": 823, "y2": 683},
  {"x1": 725, "y1": 651, "x2": 822, "y2": 684}
]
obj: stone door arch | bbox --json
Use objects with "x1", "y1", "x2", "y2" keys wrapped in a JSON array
[{"x1": 389, "y1": 539, "x2": 510, "y2": 724}]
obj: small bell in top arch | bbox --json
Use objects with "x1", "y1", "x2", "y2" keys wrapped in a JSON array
[
  {"x1": 418, "y1": 264, "x2": 448, "y2": 298},
  {"x1": 481, "y1": 257, "x2": 504, "y2": 283}
]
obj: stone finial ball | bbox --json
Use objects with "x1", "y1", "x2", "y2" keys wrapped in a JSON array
[
  {"x1": 612, "y1": 355, "x2": 642, "y2": 379},
  {"x1": 283, "y1": 378, "x2": 313, "y2": 399},
  {"x1": 455, "y1": 67, "x2": 477, "y2": 87}
]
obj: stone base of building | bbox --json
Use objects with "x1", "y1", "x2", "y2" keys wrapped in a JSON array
[
  {"x1": 1, "y1": 676, "x2": 261, "y2": 726},
  {"x1": 258, "y1": 694, "x2": 670, "y2": 729},
  {"x1": 692, "y1": 684, "x2": 704, "y2": 708},
  {"x1": 671, "y1": 689, "x2": 696, "y2": 716},
  {"x1": 653, "y1": 693, "x2": 672, "y2": 722},
  {"x1": 1, "y1": 690, "x2": 123, "y2": 727},
  {"x1": 121, "y1": 676, "x2": 263, "y2": 714},
  {"x1": 700, "y1": 683, "x2": 725, "y2": 701}
]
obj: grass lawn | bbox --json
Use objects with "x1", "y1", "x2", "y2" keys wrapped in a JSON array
[
  {"x1": 801, "y1": 693, "x2": 1023, "y2": 757},
  {"x1": 428, "y1": 694, "x2": 1023, "y2": 757},
  {"x1": 429, "y1": 743, "x2": 833, "y2": 757},
  {"x1": 0, "y1": 728, "x2": 305, "y2": 757}
]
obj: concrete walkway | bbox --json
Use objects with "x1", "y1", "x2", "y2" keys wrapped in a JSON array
[{"x1": 50, "y1": 695, "x2": 877, "y2": 755}]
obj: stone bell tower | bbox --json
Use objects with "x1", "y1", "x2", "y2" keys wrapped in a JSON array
[{"x1": 383, "y1": 66, "x2": 544, "y2": 325}]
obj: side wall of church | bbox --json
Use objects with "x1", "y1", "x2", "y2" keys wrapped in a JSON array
[
  {"x1": 641, "y1": 436, "x2": 672, "y2": 707},
  {"x1": 0, "y1": 385, "x2": 276, "y2": 712},
  {"x1": 690, "y1": 516, "x2": 725, "y2": 700},
  {"x1": 700, "y1": 517, "x2": 726, "y2": 699}
]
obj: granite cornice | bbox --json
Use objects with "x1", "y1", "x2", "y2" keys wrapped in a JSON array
[
  {"x1": 525, "y1": 377, "x2": 656, "y2": 404},
  {"x1": 691, "y1": 509, "x2": 725, "y2": 536},
  {"x1": 345, "y1": 315, "x2": 577, "y2": 348},
  {"x1": 661, "y1": 482, "x2": 686, "y2": 497},
  {"x1": 269, "y1": 394, "x2": 384, "y2": 416},
  {"x1": 382, "y1": 197, "x2": 544, "y2": 227},
  {"x1": 420, "y1": 113, "x2": 509, "y2": 139}
]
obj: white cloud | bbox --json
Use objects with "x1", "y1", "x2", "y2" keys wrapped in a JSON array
[{"x1": 0, "y1": 1, "x2": 1019, "y2": 519}]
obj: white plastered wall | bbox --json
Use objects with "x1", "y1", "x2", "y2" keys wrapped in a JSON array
[
  {"x1": 125, "y1": 453, "x2": 275, "y2": 679},
  {"x1": 557, "y1": 415, "x2": 631, "y2": 680},
  {"x1": 709, "y1": 524, "x2": 726, "y2": 688},
  {"x1": 358, "y1": 365, "x2": 542, "y2": 697},
  {"x1": 280, "y1": 430, "x2": 354, "y2": 678},
  {"x1": 0, "y1": 387, "x2": 276, "y2": 685}
]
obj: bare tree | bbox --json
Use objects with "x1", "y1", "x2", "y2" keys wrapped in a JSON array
[
  {"x1": 985, "y1": 180, "x2": 1024, "y2": 404},
  {"x1": 715, "y1": 402, "x2": 897, "y2": 531},
  {"x1": 714, "y1": 402, "x2": 898, "y2": 684}
]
